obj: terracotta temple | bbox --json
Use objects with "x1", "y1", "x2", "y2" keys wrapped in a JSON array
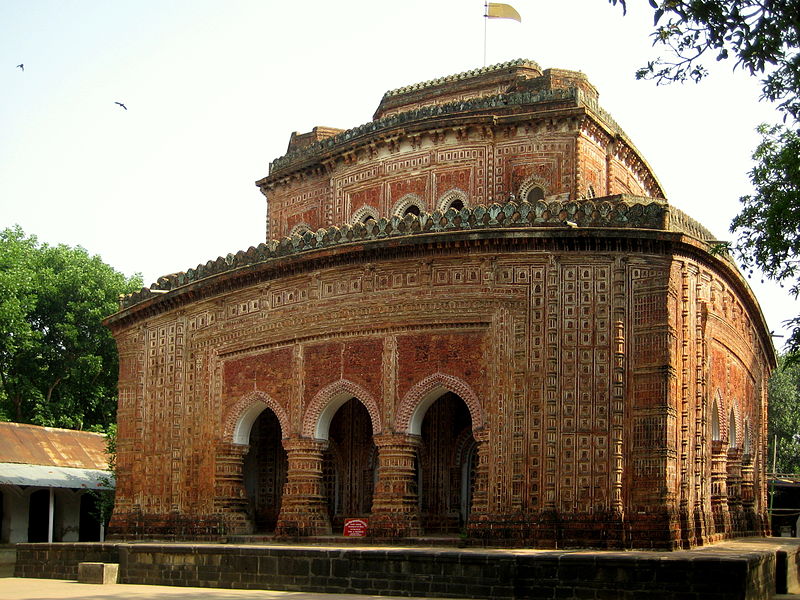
[{"x1": 104, "y1": 60, "x2": 775, "y2": 549}]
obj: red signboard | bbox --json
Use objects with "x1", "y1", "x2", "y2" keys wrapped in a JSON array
[{"x1": 343, "y1": 518, "x2": 368, "y2": 537}]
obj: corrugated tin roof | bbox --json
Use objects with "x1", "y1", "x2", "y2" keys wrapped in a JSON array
[
  {"x1": 0, "y1": 462, "x2": 113, "y2": 489},
  {"x1": 0, "y1": 422, "x2": 109, "y2": 470}
]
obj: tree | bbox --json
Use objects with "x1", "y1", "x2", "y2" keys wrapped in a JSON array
[
  {"x1": 732, "y1": 125, "x2": 800, "y2": 355},
  {"x1": 768, "y1": 353, "x2": 800, "y2": 473},
  {"x1": 608, "y1": 0, "x2": 800, "y2": 359},
  {"x1": 0, "y1": 226, "x2": 142, "y2": 430},
  {"x1": 607, "y1": 1, "x2": 800, "y2": 119}
]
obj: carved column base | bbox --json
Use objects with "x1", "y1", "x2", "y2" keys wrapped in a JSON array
[
  {"x1": 275, "y1": 508, "x2": 332, "y2": 537},
  {"x1": 369, "y1": 434, "x2": 421, "y2": 538},
  {"x1": 467, "y1": 429, "x2": 490, "y2": 521},
  {"x1": 710, "y1": 442, "x2": 730, "y2": 537},
  {"x1": 275, "y1": 438, "x2": 332, "y2": 537},
  {"x1": 214, "y1": 442, "x2": 252, "y2": 536},
  {"x1": 368, "y1": 512, "x2": 421, "y2": 538},
  {"x1": 692, "y1": 504, "x2": 710, "y2": 546}
]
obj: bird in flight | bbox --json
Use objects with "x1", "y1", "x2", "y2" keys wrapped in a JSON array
[
  {"x1": 115, "y1": 102, "x2": 127, "y2": 110},
  {"x1": 16, "y1": 64, "x2": 23, "y2": 71}
]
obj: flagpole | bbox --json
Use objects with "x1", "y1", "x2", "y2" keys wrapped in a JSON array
[{"x1": 483, "y1": 1, "x2": 488, "y2": 66}]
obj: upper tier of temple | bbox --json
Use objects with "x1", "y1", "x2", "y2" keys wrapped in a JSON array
[{"x1": 256, "y1": 59, "x2": 665, "y2": 241}]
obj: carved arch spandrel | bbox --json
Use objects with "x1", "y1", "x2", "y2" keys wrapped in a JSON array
[
  {"x1": 392, "y1": 193, "x2": 426, "y2": 218},
  {"x1": 517, "y1": 175, "x2": 548, "y2": 202},
  {"x1": 396, "y1": 372, "x2": 485, "y2": 436},
  {"x1": 225, "y1": 391, "x2": 290, "y2": 446},
  {"x1": 351, "y1": 205, "x2": 380, "y2": 225},
  {"x1": 289, "y1": 222, "x2": 312, "y2": 236},
  {"x1": 437, "y1": 188, "x2": 468, "y2": 212},
  {"x1": 302, "y1": 379, "x2": 382, "y2": 440}
]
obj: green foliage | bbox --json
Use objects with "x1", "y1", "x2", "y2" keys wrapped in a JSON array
[
  {"x1": 88, "y1": 424, "x2": 117, "y2": 531},
  {"x1": 0, "y1": 226, "x2": 142, "y2": 429},
  {"x1": 769, "y1": 354, "x2": 800, "y2": 473},
  {"x1": 731, "y1": 124, "x2": 800, "y2": 358},
  {"x1": 607, "y1": 0, "x2": 800, "y2": 119}
]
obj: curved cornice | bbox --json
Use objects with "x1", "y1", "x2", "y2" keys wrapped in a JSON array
[
  {"x1": 111, "y1": 195, "x2": 727, "y2": 309},
  {"x1": 103, "y1": 195, "x2": 772, "y2": 359}
]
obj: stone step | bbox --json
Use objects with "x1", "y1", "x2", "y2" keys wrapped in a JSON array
[{"x1": 77, "y1": 562, "x2": 118, "y2": 584}]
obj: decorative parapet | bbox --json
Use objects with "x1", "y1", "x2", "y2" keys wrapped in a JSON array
[
  {"x1": 664, "y1": 206, "x2": 718, "y2": 243},
  {"x1": 118, "y1": 196, "x2": 725, "y2": 311},
  {"x1": 266, "y1": 87, "x2": 582, "y2": 176},
  {"x1": 381, "y1": 59, "x2": 542, "y2": 98}
]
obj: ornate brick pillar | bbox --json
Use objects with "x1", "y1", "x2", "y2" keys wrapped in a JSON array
[
  {"x1": 466, "y1": 429, "x2": 491, "y2": 538},
  {"x1": 726, "y1": 447, "x2": 743, "y2": 534},
  {"x1": 369, "y1": 433, "x2": 421, "y2": 537},
  {"x1": 710, "y1": 440, "x2": 730, "y2": 536},
  {"x1": 275, "y1": 438, "x2": 331, "y2": 536},
  {"x1": 214, "y1": 442, "x2": 251, "y2": 535},
  {"x1": 740, "y1": 454, "x2": 756, "y2": 532}
]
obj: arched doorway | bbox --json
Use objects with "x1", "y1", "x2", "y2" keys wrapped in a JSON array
[
  {"x1": 243, "y1": 408, "x2": 287, "y2": 533},
  {"x1": 322, "y1": 398, "x2": 376, "y2": 531},
  {"x1": 417, "y1": 392, "x2": 475, "y2": 534}
]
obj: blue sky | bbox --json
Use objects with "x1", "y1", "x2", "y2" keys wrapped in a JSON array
[{"x1": 1, "y1": 0, "x2": 792, "y2": 346}]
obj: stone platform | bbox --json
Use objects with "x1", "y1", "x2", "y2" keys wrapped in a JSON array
[{"x1": 13, "y1": 537, "x2": 800, "y2": 599}]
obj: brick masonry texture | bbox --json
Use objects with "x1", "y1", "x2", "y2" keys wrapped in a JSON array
[{"x1": 104, "y1": 59, "x2": 776, "y2": 549}]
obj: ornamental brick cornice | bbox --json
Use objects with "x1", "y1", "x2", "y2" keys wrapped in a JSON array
[{"x1": 105, "y1": 195, "x2": 769, "y2": 352}]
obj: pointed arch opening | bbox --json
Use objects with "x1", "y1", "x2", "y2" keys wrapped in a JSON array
[
  {"x1": 396, "y1": 374, "x2": 484, "y2": 534},
  {"x1": 351, "y1": 205, "x2": 379, "y2": 225},
  {"x1": 392, "y1": 194, "x2": 425, "y2": 219},
  {"x1": 243, "y1": 407, "x2": 287, "y2": 533},
  {"x1": 438, "y1": 189, "x2": 468, "y2": 212},
  {"x1": 711, "y1": 396, "x2": 721, "y2": 442},
  {"x1": 417, "y1": 392, "x2": 476, "y2": 533},
  {"x1": 322, "y1": 398, "x2": 376, "y2": 530},
  {"x1": 743, "y1": 420, "x2": 751, "y2": 457},
  {"x1": 303, "y1": 381, "x2": 380, "y2": 530},
  {"x1": 229, "y1": 393, "x2": 290, "y2": 534},
  {"x1": 518, "y1": 176, "x2": 548, "y2": 204},
  {"x1": 289, "y1": 222, "x2": 312, "y2": 237},
  {"x1": 729, "y1": 407, "x2": 738, "y2": 448},
  {"x1": 303, "y1": 380, "x2": 381, "y2": 441}
]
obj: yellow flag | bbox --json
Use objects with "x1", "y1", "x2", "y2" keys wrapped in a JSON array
[{"x1": 486, "y1": 2, "x2": 522, "y2": 22}]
